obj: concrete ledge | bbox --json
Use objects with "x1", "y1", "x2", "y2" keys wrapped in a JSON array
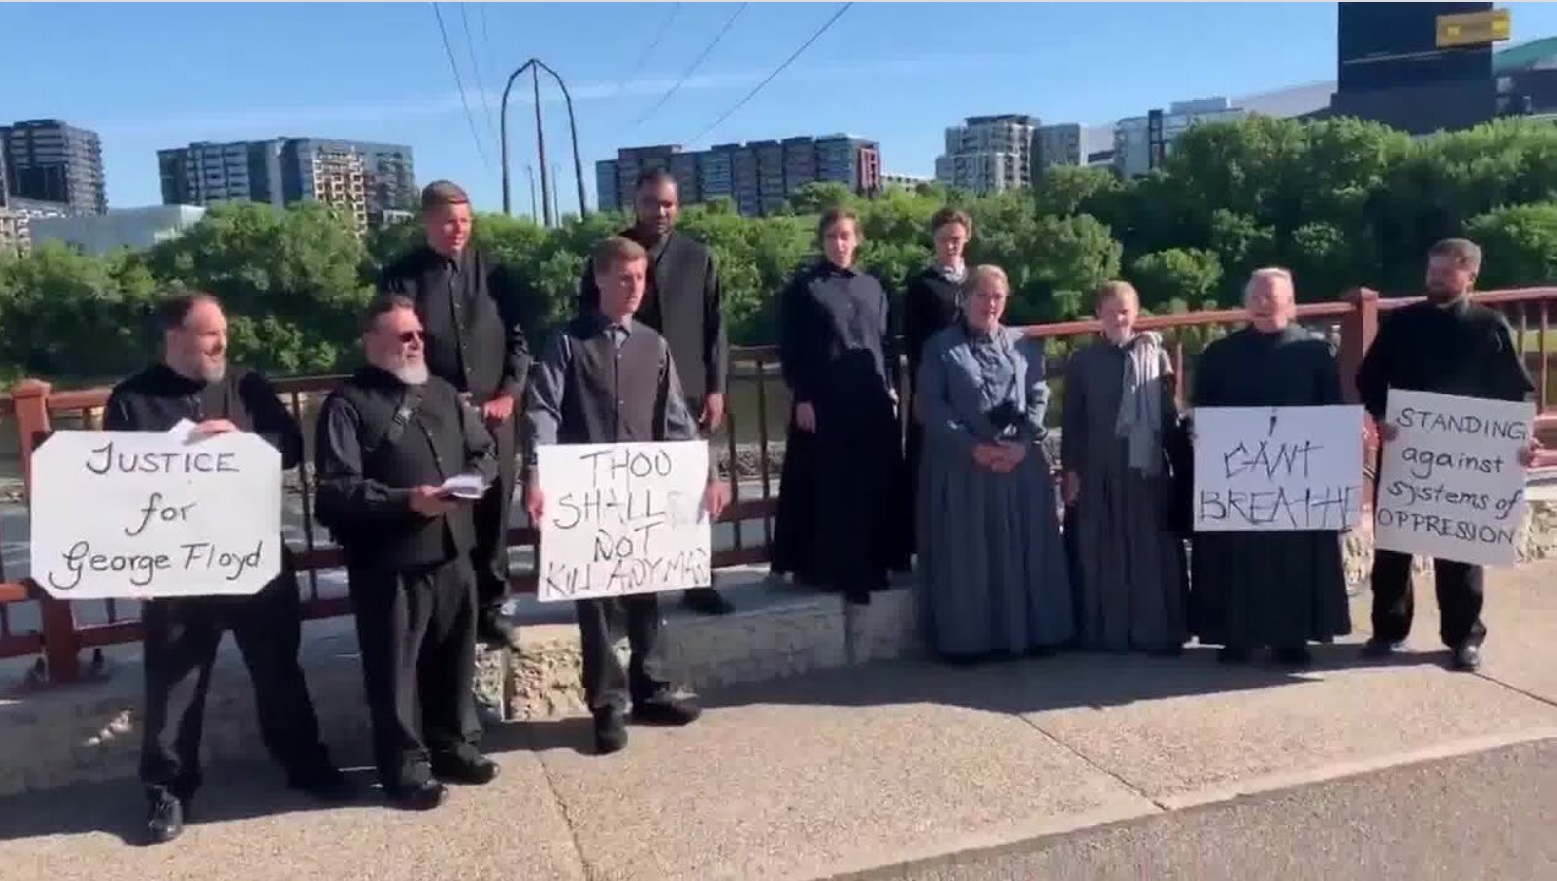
[
  {"x1": 0, "y1": 575, "x2": 907, "y2": 798},
  {"x1": 2, "y1": 498, "x2": 1552, "y2": 799}
]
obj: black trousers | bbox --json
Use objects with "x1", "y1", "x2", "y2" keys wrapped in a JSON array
[
  {"x1": 576, "y1": 594, "x2": 671, "y2": 714},
  {"x1": 347, "y1": 557, "x2": 481, "y2": 786},
  {"x1": 1369, "y1": 549, "x2": 1487, "y2": 649},
  {"x1": 473, "y1": 414, "x2": 517, "y2": 613},
  {"x1": 139, "y1": 556, "x2": 330, "y2": 798}
]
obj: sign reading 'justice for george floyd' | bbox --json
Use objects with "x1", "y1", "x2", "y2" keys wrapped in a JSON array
[
  {"x1": 536, "y1": 441, "x2": 713, "y2": 603},
  {"x1": 28, "y1": 431, "x2": 282, "y2": 600},
  {"x1": 1193, "y1": 405, "x2": 1367, "y2": 532},
  {"x1": 1375, "y1": 390, "x2": 1535, "y2": 568}
]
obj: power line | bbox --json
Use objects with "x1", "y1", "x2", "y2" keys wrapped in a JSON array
[
  {"x1": 619, "y1": 3, "x2": 684, "y2": 93},
  {"x1": 431, "y1": 1, "x2": 492, "y2": 167},
  {"x1": 687, "y1": 2, "x2": 853, "y2": 147},
  {"x1": 632, "y1": 2, "x2": 749, "y2": 130},
  {"x1": 458, "y1": 3, "x2": 500, "y2": 151}
]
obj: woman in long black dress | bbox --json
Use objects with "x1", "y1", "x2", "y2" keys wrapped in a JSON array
[
  {"x1": 902, "y1": 207, "x2": 973, "y2": 558},
  {"x1": 771, "y1": 207, "x2": 904, "y2": 604}
]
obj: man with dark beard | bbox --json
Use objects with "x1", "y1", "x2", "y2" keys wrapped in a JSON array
[
  {"x1": 577, "y1": 168, "x2": 733, "y2": 616},
  {"x1": 1358, "y1": 238, "x2": 1541, "y2": 672},
  {"x1": 314, "y1": 295, "x2": 501, "y2": 810},
  {"x1": 103, "y1": 292, "x2": 350, "y2": 845},
  {"x1": 379, "y1": 180, "x2": 533, "y2": 646}
]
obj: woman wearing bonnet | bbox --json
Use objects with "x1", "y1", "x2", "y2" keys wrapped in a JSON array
[
  {"x1": 915, "y1": 264, "x2": 1073, "y2": 662},
  {"x1": 1060, "y1": 281, "x2": 1189, "y2": 655}
]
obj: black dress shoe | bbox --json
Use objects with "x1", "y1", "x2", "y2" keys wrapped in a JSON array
[
  {"x1": 287, "y1": 765, "x2": 357, "y2": 803},
  {"x1": 430, "y1": 752, "x2": 500, "y2": 786},
  {"x1": 385, "y1": 778, "x2": 447, "y2": 811},
  {"x1": 631, "y1": 694, "x2": 702, "y2": 727},
  {"x1": 144, "y1": 790, "x2": 185, "y2": 845},
  {"x1": 1450, "y1": 644, "x2": 1483, "y2": 672},
  {"x1": 594, "y1": 711, "x2": 628, "y2": 755},
  {"x1": 1360, "y1": 637, "x2": 1405, "y2": 658},
  {"x1": 477, "y1": 609, "x2": 519, "y2": 647},
  {"x1": 680, "y1": 588, "x2": 735, "y2": 616}
]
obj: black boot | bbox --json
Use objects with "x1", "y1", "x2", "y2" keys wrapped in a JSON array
[
  {"x1": 680, "y1": 588, "x2": 735, "y2": 616},
  {"x1": 143, "y1": 789, "x2": 185, "y2": 846}
]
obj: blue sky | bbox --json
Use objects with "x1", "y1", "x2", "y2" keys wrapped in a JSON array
[{"x1": 7, "y1": 1, "x2": 1557, "y2": 215}]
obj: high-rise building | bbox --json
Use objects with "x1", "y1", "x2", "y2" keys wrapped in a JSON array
[
  {"x1": 157, "y1": 137, "x2": 416, "y2": 228},
  {"x1": 934, "y1": 114, "x2": 1038, "y2": 194},
  {"x1": 1328, "y1": 2, "x2": 1509, "y2": 134},
  {"x1": 1113, "y1": 98, "x2": 1247, "y2": 179},
  {"x1": 1035, "y1": 123, "x2": 1085, "y2": 170},
  {"x1": 29, "y1": 205, "x2": 207, "y2": 256},
  {"x1": 0, "y1": 119, "x2": 108, "y2": 215},
  {"x1": 595, "y1": 134, "x2": 881, "y2": 217}
]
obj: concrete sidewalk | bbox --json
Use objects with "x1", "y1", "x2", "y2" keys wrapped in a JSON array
[{"x1": 2, "y1": 561, "x2": 1555, "y2": 881}]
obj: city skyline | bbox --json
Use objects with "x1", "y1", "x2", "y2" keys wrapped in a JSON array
[{"x1": 7, "y1": 2, "x2": 1557, "y2": 216}]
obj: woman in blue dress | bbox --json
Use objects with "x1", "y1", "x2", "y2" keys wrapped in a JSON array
[{"x1": 915, "y1": 264, "x2": 1074, "y2": 661}]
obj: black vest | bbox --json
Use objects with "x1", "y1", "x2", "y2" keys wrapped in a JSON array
[
  {"x1": 559, "y1": 317, "x2": 668, "y2": 445},
  {"x1": 326, "y1": 369, "x2": 477, "y2": 570}
]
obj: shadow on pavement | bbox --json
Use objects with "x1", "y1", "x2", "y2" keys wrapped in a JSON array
[
  {"x1": 697, "y1": 640, "x2": 1449, "y2": 716},
  {"x1": 0, "y1": 717, "x2": 585, "y2": 845}
]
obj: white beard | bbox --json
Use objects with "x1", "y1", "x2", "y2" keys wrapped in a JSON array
[{"x1": 392, "y1": 362, "x2": 429, "y2": 386}]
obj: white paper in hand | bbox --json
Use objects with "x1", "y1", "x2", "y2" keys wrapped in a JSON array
[
  {"x1": 439, "y1": 472, "x2": 488, "y2": 500},
  {"x1": 168, "y1": 419, "x2": 198, "y2": 443}
]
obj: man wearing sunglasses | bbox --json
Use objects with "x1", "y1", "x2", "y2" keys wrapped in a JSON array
[
  {"x1": 313, "y1": 295, "x2": 502, "y2": 810},
  {"x1": 378, "y1": 180, "x2": 533, "y2": 648}
]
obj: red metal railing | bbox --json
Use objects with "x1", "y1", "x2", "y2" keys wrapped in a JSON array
[{"x1": 1, "y1": 285, "x2": 1554, "y2": 687}]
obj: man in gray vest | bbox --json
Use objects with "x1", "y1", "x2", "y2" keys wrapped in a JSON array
[
  {"x1": 527, "y1": 236, "x2": 731, "y2": 754},
  {"x1": 314, "y1": 294, "x2": 501, "y2": 809}
]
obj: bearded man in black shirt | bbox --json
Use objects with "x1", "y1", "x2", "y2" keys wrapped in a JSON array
[
  {"x1": 379, "y1": 180, "x2": 533, "y2": 647},
  {"x1": 578, "y1": 168, "x2": 734, "y2": 617},
  {"x1": 1358, "y1": 238, "x2": 1542, "y2": 672},
  {"x1": 104, "y1": 292, "x2": 350, "y2": 845}
]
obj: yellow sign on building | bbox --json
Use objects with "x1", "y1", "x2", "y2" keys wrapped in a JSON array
[{"x1": 1436, "y1": 9, "x2": 1512, "y2": 48}]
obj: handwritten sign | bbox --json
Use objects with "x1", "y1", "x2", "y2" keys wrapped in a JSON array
[
  {"x1": 536, "y1": 441, "x2": 712, "y2": 603},
  {"x1": 28, "y1": 431, "x2": 282, "y2": 599},
  {"x1": 1375, "y1": 389, "x2": 1534, "y2": 567},
  {"x1": 1193, "y1": 405, "x2": 1365, "y2": 532}
]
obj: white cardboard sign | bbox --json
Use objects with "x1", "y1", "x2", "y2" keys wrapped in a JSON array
[
  {"x1": 1374, "y1": 389, "x2": 1534, "y2": 567},
  {"x1": 28, "y1": 430, "x2": 282, "y2": 599},
  {"x1": 1193, "y1": 405, "x2": 1366, "y2": 532},
  {"x1": 536, "y1": 441, "x2": 712, "y2": 603}
]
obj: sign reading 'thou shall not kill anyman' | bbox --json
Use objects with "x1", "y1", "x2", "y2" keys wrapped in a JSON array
[
  {"x1": 1376, "y1": 389, "x2": 1536, "y2": 568},
  {"x1": 28, "y1": 429, "x2": 282, "y2": 600}
]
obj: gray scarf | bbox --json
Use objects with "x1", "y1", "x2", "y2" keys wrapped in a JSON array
[
  {"x1": 937, "y1": 262, "x2": 967, "y2": 284},
  {"x1": 1113, "y1": 331, "x2": 1166, "y2": 477}
]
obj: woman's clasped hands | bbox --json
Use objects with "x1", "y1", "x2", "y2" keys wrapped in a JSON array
[{"x1": 972, "y1": 440, "x2": 1027, "y2": 473}]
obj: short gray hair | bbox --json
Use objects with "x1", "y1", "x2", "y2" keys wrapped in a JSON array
[{"x1": 1243, "y1": 266, "x2": 1294, "y2": 303}]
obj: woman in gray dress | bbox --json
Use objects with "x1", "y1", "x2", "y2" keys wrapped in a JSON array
[
  {"x1": 915, "y1": 264, "x2": 1074, "y2": 662},
  {"x1": 1060, "y1": 281, "x2": 1189, "y2": 655}
]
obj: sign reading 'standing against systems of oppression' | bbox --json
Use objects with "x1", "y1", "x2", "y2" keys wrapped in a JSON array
[
  {"x1": 28, "y1": 430, "x2": 282, "y2": 600},
  {"x1": 1376, "y1": 389, "x2": 1535, "y2": 568},
  {"x1": 1193, "y1": 405, "x2": 1366, "y2": 532},
  {"x1": 536, "y1": 441, "x2": 713, "y2": 603}
]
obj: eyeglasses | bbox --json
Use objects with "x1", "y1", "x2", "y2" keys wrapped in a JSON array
[{"x1": 396, "y1": 330, "x2": 424, "y2": 344}]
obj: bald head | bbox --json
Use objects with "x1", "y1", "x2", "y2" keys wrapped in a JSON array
[{"x1": 1244, "y1": 267, "x2": 1295, "y2": 333}]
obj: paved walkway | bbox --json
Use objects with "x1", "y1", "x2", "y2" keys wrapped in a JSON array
[{"x1": 3, "y1": 561, "x2": 1556, "y2": 881}]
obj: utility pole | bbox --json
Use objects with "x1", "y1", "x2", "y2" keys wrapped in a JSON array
[
  {"x1": 526, "y1": 165, "x2": 537, "y2": 220},
  {"x1": 499, "y1": 57, "x2": 590, "y2": 220}
]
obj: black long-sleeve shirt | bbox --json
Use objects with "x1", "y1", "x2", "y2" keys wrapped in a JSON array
[
  {"x1": 778, "y1": 260, "x2": 899, "y2": 405},
  {"x1": 1356, "y1": 296, "x2": 1536, "y2": 420},
  {"x1": 577, "y1": 228, "x2": 729, "y2": 400},
  {"x1": 902, "y1": 267, "x2": 964, "y2": 397},
  {"x1": 103, "y1": 363, "x2": 303, "y2": 470},
  {"x1": 378, "y1": 244, "x2": 533, "y2": 405}
]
